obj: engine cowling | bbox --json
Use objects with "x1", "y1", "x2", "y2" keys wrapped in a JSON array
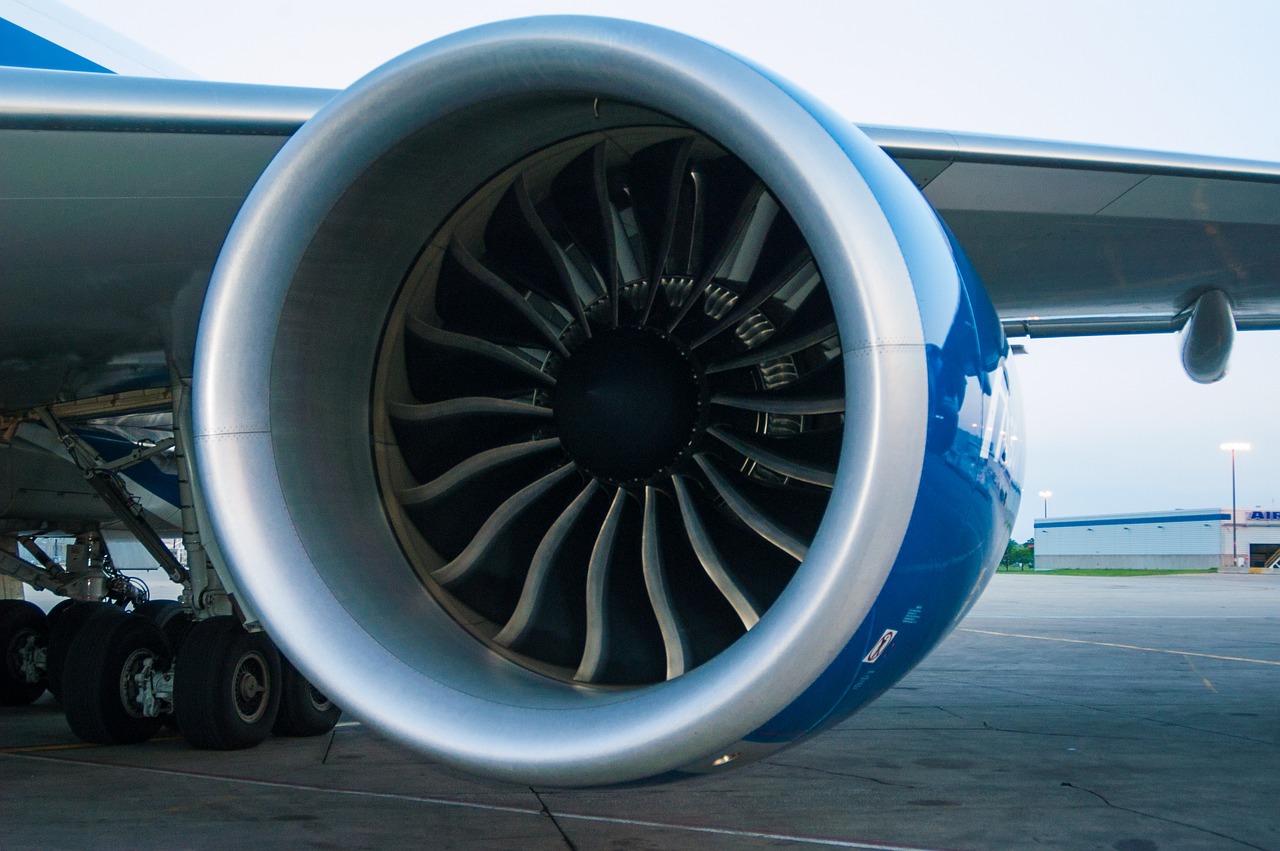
[{"x1": 192, "y1": 16, "x2": 1022, "y2": 786}]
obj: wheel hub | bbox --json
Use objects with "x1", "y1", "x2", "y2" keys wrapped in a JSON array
[
  {"x1": 307, "y1": 683, "x2": 333, "y2": 712},
  {"x1": 233, "y1": 652, "x2": 269, "y2": 723},
  {"x1": 6, "y1": 629, "x2": 39, "y2": 683},
  {"x1": 117, "y1": 647, "x2": 155, "y2": 719},
  {"x1": 553, "y1": 326, "x2": 702, "y2": 485}
]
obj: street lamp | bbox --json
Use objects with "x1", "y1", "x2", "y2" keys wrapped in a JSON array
[
  {"x1": 1038, "y1": 490, "x2": 1052, "y2": 519},
  {"x1": 1220, "y1": 442, "x2": 1251, "y2": 569}
]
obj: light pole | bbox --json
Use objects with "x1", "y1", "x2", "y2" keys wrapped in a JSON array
[
  {"x1": 1220, "y1": 443, "x2": 1251, "y2": 569},
  {"x1": 1038, "y1": 490, "x2": 1052, "y2": 519}
]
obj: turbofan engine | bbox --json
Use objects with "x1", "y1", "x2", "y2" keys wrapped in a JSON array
[{"x1": 192, "y1": 17, "x2": 1023, "y2": 786}]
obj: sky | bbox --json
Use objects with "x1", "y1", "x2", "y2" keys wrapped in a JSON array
[{"x1": 47, "y1": 0, "x2": 1280, "y2": 541}]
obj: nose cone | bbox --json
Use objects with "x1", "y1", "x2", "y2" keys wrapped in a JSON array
[{"x1": 553, "y1": 326, "x2": 703, "y2": 484}]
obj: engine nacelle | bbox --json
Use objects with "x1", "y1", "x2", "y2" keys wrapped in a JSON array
[{"x1": 192, "y1": 17, "x2": 1022, "y2": 786}]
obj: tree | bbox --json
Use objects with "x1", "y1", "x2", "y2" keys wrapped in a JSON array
[{"x1": 1002, "y1": 538, "x2": 1034, "y2": 569}]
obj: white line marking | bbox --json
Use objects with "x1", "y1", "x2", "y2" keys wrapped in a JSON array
[
  {"x1": 960, "y1": 628, "x2": 1280, "y2": 666},
  {"x1": 553, "y1": 811, "x2": 941, "y2": 850},
  {"x1": 0, "y1": 750, "x2": 941, "y2": 850}
]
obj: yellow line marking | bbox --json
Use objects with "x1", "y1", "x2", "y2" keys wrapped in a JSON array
[
  {"x1": 959, "y1": 628, "x2": 1280, "y2": 666},
  {"x1": 0, "y1": 735, "x2": 182, "y2": 755},
  {"x1": 1181, "y1": 655, "x2": 1217, "y2": 692},
  {"x1": 0, "y1": 725, "x2": 354, "y2": 756},
  {"x1": 0, "y1": 742, "x2": 103, "y2": 754}
]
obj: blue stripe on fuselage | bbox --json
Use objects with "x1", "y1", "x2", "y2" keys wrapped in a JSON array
[
  {"x1": 0, "y1": 16, "x2": 111, "y2": 72},
  {"x1": 76, "y1": 429, "x2": 181, "y2": 509}
]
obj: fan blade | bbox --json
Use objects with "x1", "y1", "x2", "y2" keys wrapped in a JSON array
[
  {"x1": 406, "y1": 318, "x2": 554, "y2": 389},
  {"x1": 665, "y1": 181, "x2": 766, "y2": 333},
  {"x1": 387, "y1": 397, "x2": 552, "y2": 425},
  {"x1": 575, "y1": 487, "x2": 628, "y2": 683},
  {"x1": 638, "y1": 137, "x2": 696, "y2": 324},
  {"x1": 514, "y1": 174, "x2": 594, "y2": 337},
  {"x1": 705, "y1": 322, "x2": 838, "y2": 374},
  {"x1": 642, "y1": 487, "x2": 691, "y2": 679},
  {"x1": 693, "y1": 455, "x2": 808, "y2": 560},
  {"x1": 495, "y1": 480, "x2": 601, "y2": 648},
  {"x1": 671, "y1": 476, "x2": 761, "y2": 629},
  {"x1": 706, "y1": 427, "x2": 835, "y2": 488},
  {"x1": 433, "y1": 463, "x2": 577, "y2": 587},
  {"x1": 397, "y1": 438, "x2": 562, "y2": 508},
  {"x1": 449, "y1": 240, "x2": 571, "y2": 357},
  {"x1": 690, "y1": 254, "x2": 816, "y2": 349}
]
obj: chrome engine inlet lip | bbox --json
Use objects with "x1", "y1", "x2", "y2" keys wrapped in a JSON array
[{"x1": 193, "y1": 16, "x2": 937, "y2": 786}]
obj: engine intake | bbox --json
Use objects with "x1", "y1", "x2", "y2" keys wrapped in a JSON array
[{"x1": 192, "y1": 17, "x2": 989, "y2": 786}]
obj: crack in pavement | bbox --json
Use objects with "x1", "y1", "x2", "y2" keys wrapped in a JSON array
[
  {"x1": 320, "y1": 729, "x2": 337, "y2": 766},
  {"x1": 531, "y1": 787, "x2": 578, "y2": 851},
  {"x1": 763, "y1": 761, "x2": 916, "y2": 788},
  {"x1": 980, "y1": 720, "x2": 1132, "y2": 740},
  {"x1": 833, "y1": 725, "x2": 988, "y2": 733},
  {"x1": 932, "y1": 677, "x2": 1280, "y2": 746},
  {"x1": 1061, "y1": 782, "x2": 1271, "y2": 851}
]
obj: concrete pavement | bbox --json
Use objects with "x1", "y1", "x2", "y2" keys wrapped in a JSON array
[{"x1": 2, "y1": 573, "x2": 1276, "y2": 850}]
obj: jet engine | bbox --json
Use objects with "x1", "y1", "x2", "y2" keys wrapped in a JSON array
[{"x1": 192, "y1": 17, "x2": 1023, "y2": 786}]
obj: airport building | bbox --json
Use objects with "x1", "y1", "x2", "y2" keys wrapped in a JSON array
[{"x1": 1033, "y1": 508, "x2": 1280, "y2": 572}]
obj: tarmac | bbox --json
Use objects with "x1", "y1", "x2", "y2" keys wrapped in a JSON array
[{"x1": 2, "y1": 572, "x2": 1277, "y2": 850}]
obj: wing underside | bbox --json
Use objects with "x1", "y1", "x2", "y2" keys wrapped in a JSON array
[{"x1": 867, "y1": 125, "x2": 1280, "y2": 338}]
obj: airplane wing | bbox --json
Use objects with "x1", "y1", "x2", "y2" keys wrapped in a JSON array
[
  {"x1": 872, "y1": 126, "x2": 1280, "y2": 337},
  {"x1": 4, "y1": 68, "x2": 1279, "y2": 409},
  {"x1": 0, "y1": 69, "x2": 328, "y2": 410}
]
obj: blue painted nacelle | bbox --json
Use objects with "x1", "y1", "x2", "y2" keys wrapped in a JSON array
[{"x1": 746, "y1": 234, "x2": 1023, "y2": 753}]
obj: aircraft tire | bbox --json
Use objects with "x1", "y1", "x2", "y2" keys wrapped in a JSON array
[
  {"x1": 160, "y1": 610, "x2": 195, "y2": 657},
  {"x1": 0, "y1": 600, "x2": 49, "y2": 706},
  {"x1": 175, "y1": 616, "x2": 281, "y2": 750},
  {"x1": 45, "y1": 599, "x2": 76, "y2": 632},
  {"x1": 62, "y1": 611, "x2": 168, "y2": 744},
  {"x1": 132, "y1": 600, "x2": 184, "y2": 632},
  {"x1": 45, "y1": 601, "x2": 119, "y2": 702},
  {"x1": 272, "y1": 655, "x2": 341, "y2": 737}
]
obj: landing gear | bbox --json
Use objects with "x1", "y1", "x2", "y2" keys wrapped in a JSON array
[
  {"x1": 131, "y1": 599, "x2": 181, "y2": 625},
  {"x1": 129, "y1": 599, "x2": 193, "y2": 659},
  {"x1": 61, "y1": 609, "x2": 170, "y2": 744},
  {"x1": 0, "y1": 600, "x2": 49, "y2": 706},
  {"x1": 46, "y1": 601, "x2": 118, "y2": 702},
  {"x1": 3, "y1": 389, "x2": 299, "y2": 754},
  {"x1": 45, "y1": 605, "x2": 332, "y2": 748},
  {"x1": 128, "y1": 600, "x2": 186, "y2": 731},
  {"x1": 45, "y1": 598, "x2": 75, "y2": 631},
  {"x1": 175, "y1": 616, "x2": 281, "y2": 750},
  {"x1": 273, "y1": 655, "x2": 341, "y2": 737}
]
